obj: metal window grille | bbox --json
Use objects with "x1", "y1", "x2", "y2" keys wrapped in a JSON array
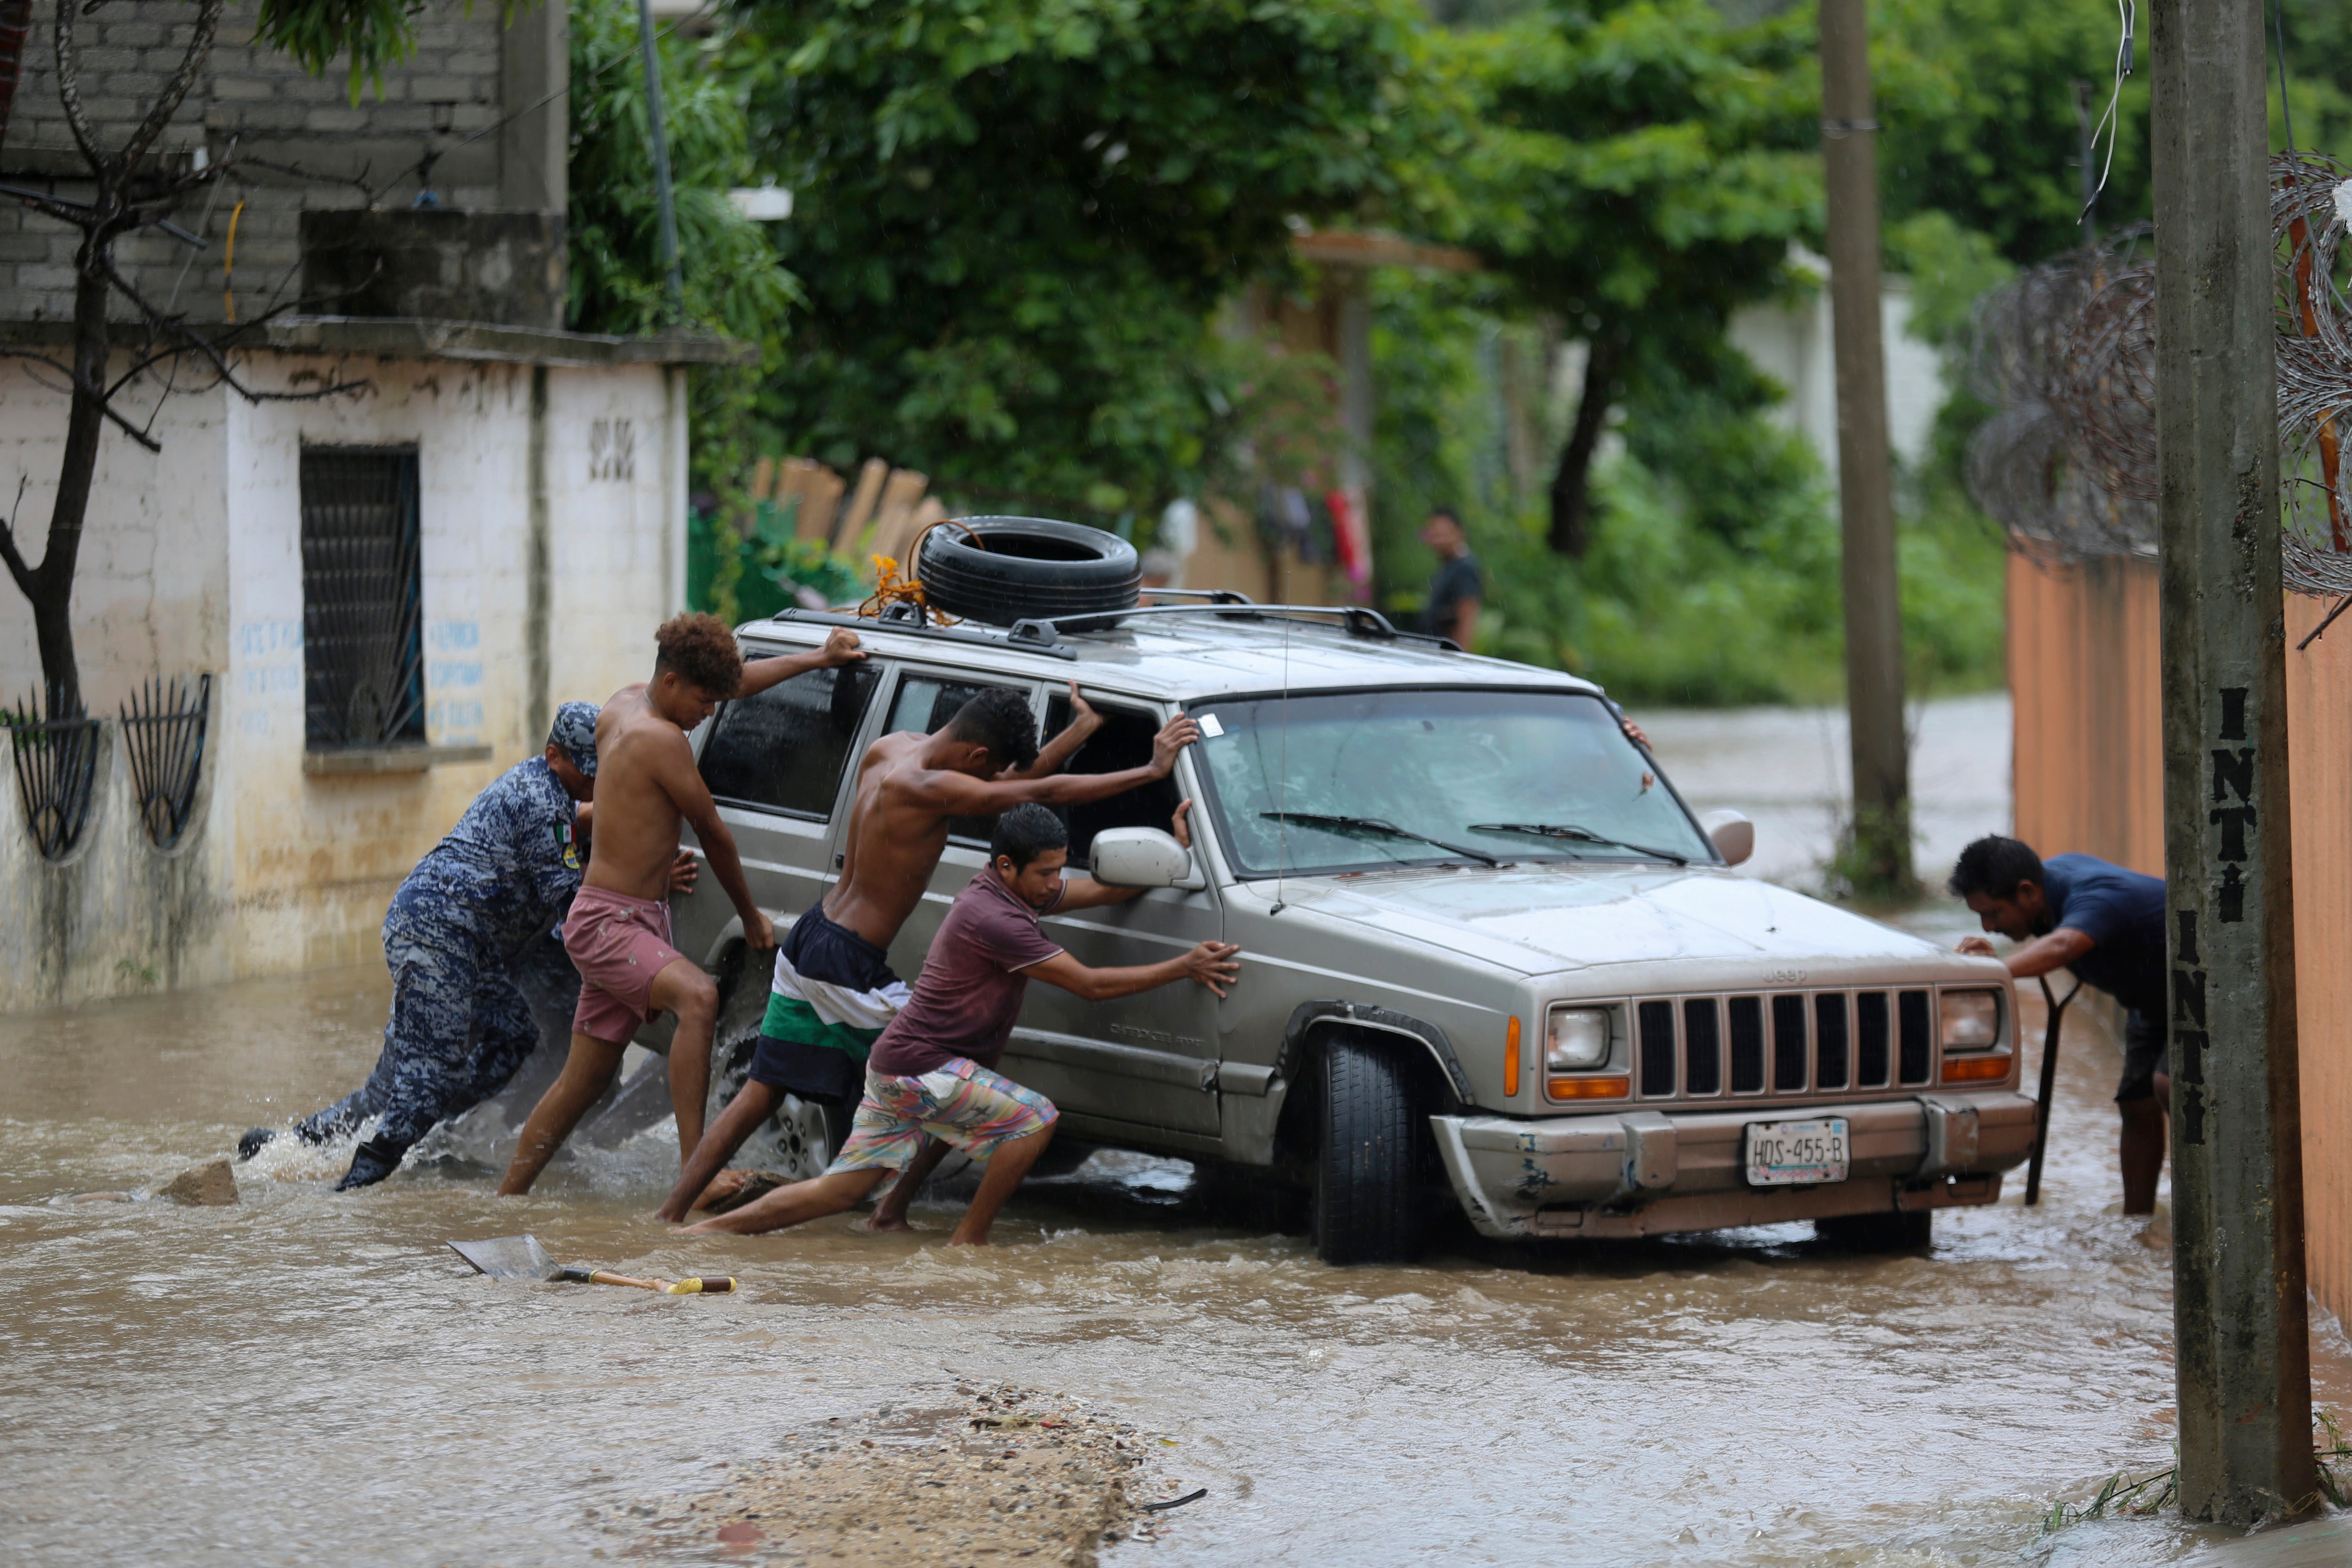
[
  {"x1": 301, "y1": 448, "x2": 425, "y2": 751},
  {"x1": 3, "y1": 689, "x2": 101, "y2": 861},
  {"x1": 120, "y1": 675, "x2": 212, "y2": 849}
]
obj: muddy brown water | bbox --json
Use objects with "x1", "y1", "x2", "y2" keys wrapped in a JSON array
[{"x1": 7, "y1": 911, "x2": 2352, "y2": 1566}]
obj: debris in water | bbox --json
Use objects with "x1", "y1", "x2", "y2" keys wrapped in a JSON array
[
  {"x1": 158, "y1": 1159, "x2": 239, "y2": 1206},
  {"x1": 619, "y1": 1385, "x2": 1182, "y2": 1564}
]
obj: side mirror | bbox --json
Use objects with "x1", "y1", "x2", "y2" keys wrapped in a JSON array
[
  {"x1": 1702, "y1": 809, "x2": 1754, "y2": 868},
  {"x1": 1090, "y1": 827, "x2": 1196, "y2": 889}
]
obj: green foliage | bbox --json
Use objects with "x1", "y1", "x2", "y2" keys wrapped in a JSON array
[
  {"x1": 568, "y1": 0, "x2": 803, "y2": 512},
  {"x1": 569, "y1": 0, "x2": 801, "y2": 345},
  {"x1": 252, "y1": 0, "x2": 469, "y2": 98},
  {"x1": 727, "y1": 0, "x2": 1422, "y2": 512}
]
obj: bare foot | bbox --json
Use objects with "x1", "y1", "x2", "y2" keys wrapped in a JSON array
[{"x1": 853, "y1": 1213, "x2": 915, "y2": 1234}]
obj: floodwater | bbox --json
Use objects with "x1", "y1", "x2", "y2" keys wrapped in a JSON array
[{"x1": 6, "y1": 698, "x2": 2352, "y2": 1566}]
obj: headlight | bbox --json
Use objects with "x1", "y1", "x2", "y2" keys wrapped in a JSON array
[
  {"x1": 1940, "y1": 989, "x2": 2001, "y2": 1051},
  {"x1": 1546, "y1": 1007, "x2": 1612, "y2": 1071}
]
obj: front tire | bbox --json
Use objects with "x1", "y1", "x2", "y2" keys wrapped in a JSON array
[{"x1": 1312, "y1": 1039, "x2": 1423, "y2": 1265}]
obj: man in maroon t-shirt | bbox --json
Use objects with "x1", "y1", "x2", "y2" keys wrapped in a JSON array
[{"x1": 683, "y1": 803, "x2": 1240, "y2": 1245}]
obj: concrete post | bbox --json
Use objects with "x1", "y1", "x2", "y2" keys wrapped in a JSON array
[
  {"x1": 2152, "y1": 0, "x2": 2314, "y2": 1522},
  {"x1": 1819, "y1": 0, "x2": 1912, "y2": 894},
  {"x1": 499, "y1": 0, "x2": 568, "y2": 215}
]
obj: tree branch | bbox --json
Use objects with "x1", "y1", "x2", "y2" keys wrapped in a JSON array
[
  {"x1": 0, "y1": 181, "x2": 101, "y2": 226},
  {"x1": 101, "y1": 261, "x2": 368, "y2": 407},
  {"x1": 51, "y1": 0, "x2": 102, "y2": 172},
  {"x1": 117, "y1": 0, "x2": 225, "y2": 175},
  {"x1": 0, "y1": 476, "x2": 36, "y2": 597}
]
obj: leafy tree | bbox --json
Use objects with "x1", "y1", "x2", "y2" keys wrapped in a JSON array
[
  {"x1": 1448, "y1": 0, "x2": 1821, "y2": 557},
  {"x1": 724, "y1": 0, "x2": 1425, "y2": 514},
  {"x1": 568, "y1": 0, "x2": 800, "y2": 511}
]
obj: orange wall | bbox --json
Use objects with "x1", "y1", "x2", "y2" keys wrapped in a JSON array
[
  {"x1": 2010, "y1": 554, "x2": 2352, "y2": 1323},
  {"x1": 2007, "y1": 552, "x2": 2165, "y2": 876},
  {"x1": 2285, "y1": 593, "x2": 2352, "y2": 1328}
]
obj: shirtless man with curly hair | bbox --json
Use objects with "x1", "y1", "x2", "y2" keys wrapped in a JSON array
[{"x1": 499, "y1": 613, "x2": 865, "y2": 1195}]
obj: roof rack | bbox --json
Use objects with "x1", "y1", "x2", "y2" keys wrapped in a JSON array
[
  {"x1": 751, "y1": 597, "x2": 1462, "y2": 660},
  {"x1": 760, "y1": 604, "x2": 1078, "y2": 660},
  {"x1": 1006, "y1": 602, "x2": 1463, "y2": 652}
]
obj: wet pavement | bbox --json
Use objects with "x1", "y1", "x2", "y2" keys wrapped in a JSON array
[
  {"x1": 1636, "y1": 693, "x2": 2011, "y2": 891},
  {"x1": 7, "y1": 696, "x2": 2352, "y2": 1566}
]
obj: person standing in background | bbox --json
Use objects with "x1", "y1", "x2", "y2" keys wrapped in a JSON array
[{"x1": 1420, "y1": 506, "x2": 1482, "y2": 649}]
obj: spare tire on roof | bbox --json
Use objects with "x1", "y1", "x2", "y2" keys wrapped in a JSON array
[{"x1": 916, "y1": 516, "x2": 1141, "y2": 626}]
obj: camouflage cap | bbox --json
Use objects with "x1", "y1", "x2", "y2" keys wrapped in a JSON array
[{"x1": 548, "y1": 701, "x2": 601, "y2": 777}]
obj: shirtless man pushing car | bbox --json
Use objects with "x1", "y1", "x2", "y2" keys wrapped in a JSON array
[
  {"x1": 499, "y1": 614, "x2": 866, "y2": 1195},
  {"x1": 653, "y1": 682, "x2": 1198, "y2": 1222}
]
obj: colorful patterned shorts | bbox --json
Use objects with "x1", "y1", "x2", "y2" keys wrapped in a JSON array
[{"x1": 824, "y1": 1058, "x2": 1057, "y2": 1175}]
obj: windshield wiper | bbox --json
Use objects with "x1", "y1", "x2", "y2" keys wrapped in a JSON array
[
  {"x1": 1469, "y1": 822, "x2": 1688, "y2": 866},
  {"x1": 1261, "y1": 812, "x2": 1501, "y2": 867}
]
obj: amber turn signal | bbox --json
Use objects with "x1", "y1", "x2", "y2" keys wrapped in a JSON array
[
  {"x1": 1545, "y1": 1074, "x2": 1631, "y2": 1101},
  {"x1": 1939, "y1": 1054, "x2": 2011, "y2": 1084},
  {"x1": 1505, "y1": 1016, "x2": 1522, "y2": 1098}
]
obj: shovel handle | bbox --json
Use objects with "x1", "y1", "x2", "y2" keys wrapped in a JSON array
[
  {"x1": 574, "y1": 1269, "x2": 736, "y2": 1294},
  {"x1": 584, "y1": 1270, "x2": 670, "y2": 1292}
]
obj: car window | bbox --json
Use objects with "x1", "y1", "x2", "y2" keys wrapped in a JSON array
[
  {"x1": 698, "y1": 660, "x2": 881, "y2": 820},
  {"x1": 884, "y1": 671, "x2": 1033, "y2": 844},
  {"x1": 1189, "y1": 686, "x2": 1712, "y2": 876},
  {"x1": 1040, "y1": 694, "x2": 1180, "y2": 866}
]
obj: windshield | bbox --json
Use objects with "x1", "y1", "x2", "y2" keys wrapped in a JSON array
[{"x1": 1189, "y1": 688, "x2": 1714, "y2": 877}]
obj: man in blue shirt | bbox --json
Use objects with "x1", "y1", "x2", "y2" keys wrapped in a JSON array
[
  {"x1": 1949, "y1": 834, "x2": 2169, "y2": 1213},
  {"x1": 239, "y1": 703, "x2": 693, "y2": 1190}
]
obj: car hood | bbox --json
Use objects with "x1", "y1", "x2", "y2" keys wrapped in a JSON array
[{"x1": 1256, "y1": 864, "x2": 1944, "y2": 975}]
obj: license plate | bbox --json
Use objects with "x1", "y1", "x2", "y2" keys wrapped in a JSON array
[{"x1": 1744, "y1": 1117, "x2": 1850, "y2": 1186}]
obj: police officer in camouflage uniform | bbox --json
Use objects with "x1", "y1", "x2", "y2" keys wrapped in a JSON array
[{"x1": 241, "y1": 703, "x2": 624, "y2": 1190}]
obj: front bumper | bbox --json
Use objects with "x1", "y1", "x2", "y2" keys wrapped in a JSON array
[{"x1": 1431, "y1": 1091, "x2": 2037, "y2": 1240}]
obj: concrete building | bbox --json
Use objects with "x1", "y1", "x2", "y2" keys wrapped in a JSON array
[
  {"x1": 0, "y1": 2, "x2": 738, "y2": 1012},
  {"x1": 1730, "y1": 252, "x2": 1949, "y2": 479}
]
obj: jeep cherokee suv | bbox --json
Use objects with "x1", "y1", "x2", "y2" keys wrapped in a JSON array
[{"x1": 667, "y1": 600, "x2": 2034, "y2": 1263}]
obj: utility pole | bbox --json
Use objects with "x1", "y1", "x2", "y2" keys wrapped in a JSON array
[
  {"x1": 634, "y1": 0, "x2": 686, "y2": 322},
  {"x1": 1819, "y1": 0, "x2": 1913, "y2": 896},
  {"x1": 2151, "y1": 0, "x2": 2314, "y2": 1523}
]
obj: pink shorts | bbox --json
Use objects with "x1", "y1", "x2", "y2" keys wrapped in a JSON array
[{"x1": 565, "y1": 884, "x2": 686, "y2": 1044}]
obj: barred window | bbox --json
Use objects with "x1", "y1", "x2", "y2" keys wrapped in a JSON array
[{"x1": 301, "y1": 448, "x2": 425, "y2": 751}]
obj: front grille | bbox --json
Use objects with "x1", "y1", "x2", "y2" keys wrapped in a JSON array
[
  {"x1": 1638, "y1": 1000, "x2": 1677, "y2": 1096},
  {"x1": 1728, "y1": 997, "x2": 1765, "y2": 1092},
  {"x1": 1629, "y1": 987, "x2": 1950, "y2": 1103},
  {"x1": 1857, "y1": 992, "x2": 1891, "y2": 1086},
  {"x1": 1898, "y1": 991, "x2": 1933, "y2": 1085},
  {"x1": 1684, "y1": 999, "x2": 1722, "y2": 1095},
  {"x1": 1771, "y1": 994, "x2": 1808, "y2": 1091},
  {"x1": 1815, "y1": 994, "x2": 1849, "y2": 1089}
]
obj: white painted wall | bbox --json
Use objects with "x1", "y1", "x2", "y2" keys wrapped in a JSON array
[
  {"x1": 0, "y1": 348, "x2": 684, "y2": 1010},
  {"x1": 1729, "y1": 258, "x2": 1948, "y2": 479}
]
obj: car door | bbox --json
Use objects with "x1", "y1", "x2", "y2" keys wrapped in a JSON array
[
  {"x1": 673, "y1": 650, "x2": 886, "y2": 965},
  {"x1": 1004, "y1": 693, "x2": 1225, "y2": 1142}
]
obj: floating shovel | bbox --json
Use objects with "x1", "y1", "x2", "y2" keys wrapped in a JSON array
[
  {"x1": 448, "y1": 1234, "x2": 735, "y2": 1295},
  {"x1": 2023, "y1": 973, "x2": 2083, "y2": 1207}
]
